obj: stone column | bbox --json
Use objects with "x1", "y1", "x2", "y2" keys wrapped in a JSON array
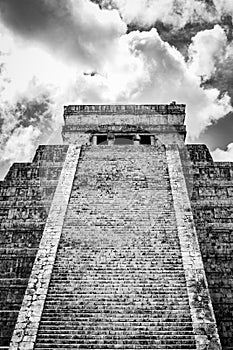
[
  {"x1": 9, "y1": 145, "x2": 82, "y2": 350},
  {"x1": 92, "y1": 135, "x2": 97, "y2": 145},
  {"x1": 107, "y1": 132, "x2": 115, "y2": 145},
  {"x1": 150, "y1": 135, "x2": 155, "y2": 145},
  {"x1": 133, "y1": 134, "x2": 141, "y2": 145},
  {"x1": 166, "y1": 144, "x2": 222, "y2": 350}
]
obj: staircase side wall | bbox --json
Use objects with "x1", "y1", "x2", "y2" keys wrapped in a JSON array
[
  {"x1": 9, "y1": 145, "x2": 81, "y2": 350},
  {"x1": 166, "y1": 144, "x2": 221, "y2": 350}
]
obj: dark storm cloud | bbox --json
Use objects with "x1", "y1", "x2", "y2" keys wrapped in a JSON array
[
  {"x1": 0, "y1": 0, "x2": 125, "y2": 67},
  {"x1": 0, "y1": 0, "x2": 54, "y2": 34},
  {"x1": 197, "y1": 54, "x2": 233, "y2": 150},
  {"x1": 0, "y1": 0, "x2": 73, "y2": 43},
  {"x1": 197, "y1": 111, "x2": 233, "y2": 151},
  {"x1": 0, "y1": 91, "x2": 53, "y2": 148},
  {"x1": 0, "y1": 88, "x2": 56, "y2": 179},
  {"x1": 12, "y1": 96, "x2": 53, "y2": 131}
]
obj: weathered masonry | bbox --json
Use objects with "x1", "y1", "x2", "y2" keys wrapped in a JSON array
[{"x1": 0, "y1": 103, "x2": 232, "y2": 350}]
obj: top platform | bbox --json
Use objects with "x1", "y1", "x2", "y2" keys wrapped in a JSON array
[{"x1": 64, "y1": 103, "x2": 185, "y2": 116}]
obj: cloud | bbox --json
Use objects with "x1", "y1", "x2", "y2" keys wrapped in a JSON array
[
  {"x1": 1, "y1": 125, "x2": 41, "y2": 163},
  {"x1": 81, "y1": 28, "x2": 231, "y2": 138},
  {"x1": 98, "y1": 0, "x2": 217, "y2": 27},
  {"x1": 213, "y1": 0, "x2": 233, "y2": 18},
  {"x1": 212, "y1": 142, "x2": 233, "y2": 161},
  {"x1": 0, "y1": 0, "x2": 126, "y2": 68},
  {"x1": 99, "y1": 0, "x2": 233, "y2": 28},
  {"x1": 0, "y1": 79, "x2": 55, "y2": 164},
  {"x1": 188, "y1": 25, "x2": 228, "y2": 81},
  {"x1": 0, "y1": 1, "x2": 232, "y2": 178}
]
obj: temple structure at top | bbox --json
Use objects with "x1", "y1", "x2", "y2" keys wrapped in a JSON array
[{"x1": 62, "y1": 102, "x2": 186, "y2": 145}]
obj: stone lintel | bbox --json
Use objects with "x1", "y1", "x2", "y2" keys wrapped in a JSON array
[
  {"x1": 166, "y1": 144, "x2": 222, "y2": 350},
  {"x1": 9, "y1": 145, "x2": 81, "y2": 350},
  {"x1": 62, "y1": 124, "x2": 186, "y2": 134}
]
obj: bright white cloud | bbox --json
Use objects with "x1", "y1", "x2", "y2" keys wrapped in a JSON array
[
  {"x1": 213, "y1": 0, "x2": 233, "y2": 18},
  {"x1": 188, "y1": 25, "x2": 228, "y2": 80},
  {"x1": 212, "y1": 143, "x2": 233, "y2": 161},
  {"x1": 1, "y1": 125, "x2": 41, "y2": 162}
]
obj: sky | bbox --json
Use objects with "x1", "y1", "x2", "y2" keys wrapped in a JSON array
[{"x1": 0, "y1": 0, "x2": 233, "y2": 178}]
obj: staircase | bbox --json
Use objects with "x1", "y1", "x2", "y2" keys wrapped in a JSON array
[{"x1": 34, "y1": 145, "x2": 196, "y2": 349}]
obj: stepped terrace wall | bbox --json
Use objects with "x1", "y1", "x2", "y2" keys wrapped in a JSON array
[
  {"x1": 188, "y1": 144, "x2": 233, "y2": 350},
  {"x1": 0, "y1": 145, "x2": 68, "y2": 348}
]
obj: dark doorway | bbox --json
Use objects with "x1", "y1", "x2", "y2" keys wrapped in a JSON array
[
  {"x1": 97, "y1": 135, "x2": 108, "y2": 145},
  {"x1": 140, "y1": 135, "x2": 151, "y2": 145},
  {"x1": 114, "y1": 136, "x2": 134, "y2": 145}
]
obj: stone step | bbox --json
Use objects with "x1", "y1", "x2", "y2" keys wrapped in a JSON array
[
  {"x1": 48, "y1": 277, "x2": 187, "y2": 281},
  {"x1": 56, "y1": 244, "x2": 179, "y2": 247},
  {"x1": 34, "y1": 340, "x2": 196, "y2": 348},
  {"x1": 37, "y1": 323, "x2": 194, "y2": 331},
  {"x1": 54, "y1": 253, "x2": 183, "y2": 257},
  {"x1": 48, "y1": 284, "x2": 188, "y2": 288},
  {"x1": 45, "y1": 292, "x2": 188, "y2": 296},
  {"x1": 40, "y1": 317, "x2": 192, "y2": 323},
  {"x1": 37, "y1": 330, "x2": 195, "y2": 337},
  {"x1": 44, "y1": 300, "x2": 190, "y2": 306},
  {"x1": 35, "y1": 334, "x2": 195, "y2": 345},
  {"x1": 37, "y1": 329, "x2": 194, "y2": 335},
  {"x1": 52, "y1": 270, "x2": 184, "y2": 278},
  {"x1": 48, "y1": 274, "x2": 186, "y2": 278},
  {"x1": 47, "y1": 287, "x2": 187, "y2": 291},
  {"x1": 52, "y1": 264, "x2": 184, "y2": 268},
  {"x1": 43, "y1": 306, "x2": 190, "y2": 311},
  {"x1": 34, "y1": 346, "x2": 196, "y2": 350},
  {"x1": 42, "y1": 310, "x2": 191, "y2": 315},
  {"x1": 44, "y1": 299, "x2": 189, "y2": 304},
  {"x1": 35, "y1": 347, "x2": 196, "y2": 350},
  {"x1": 53, "y1": 258, "x2": 184, "y2": 262},
  {"x1": 49, "y1": 275, "x2": 187, "y2": 279},
  {"x1": 55, "y1": 245, "x2": 182, "y2": 248},
  {"x1": 41, "y1": 310, "x2": 191, "y2": 316},
  {"x1": 52, "y1": 264, "x2": 185, "y2": 268},
  {"x1": 48, "y1": 285, "x2": 187, "y2": 288},
  {"x1": 36, "y1": 333, "x2": 195, "y2": 345},
  {"x1": 45, "y1": 292, "x2": 189, "y2": 297},
  {"x1": 44, "y1": 299, "x2": 190, "y2": 304},
  {"x1": 49, "y1": 275, "x2": 185, "y2": 278}
]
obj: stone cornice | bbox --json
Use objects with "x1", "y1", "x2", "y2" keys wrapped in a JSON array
[{"x1": 64, "y1": 103, "x2": 186, "y2": 115}]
